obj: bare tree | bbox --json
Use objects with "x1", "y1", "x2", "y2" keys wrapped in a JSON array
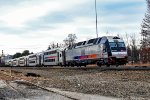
[
  {"x1": 124, "y1": 33, "x2": 140, "y2": 63},
  {"x1": 63, "y1": 34, "x2": 77, "y2": 47},
  {"x1": 124, "y1": 33, "x2": 132, "y2": 60},
  {"x1": 47, "y1": 42, "x2": 62, "y2": 50},
  {"x1": 130, "y1": 34, "x2": 140, "y2": 63}
]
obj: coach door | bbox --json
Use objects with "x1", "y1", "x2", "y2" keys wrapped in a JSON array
[
  {"x1": 39, "y1": 55, "x2": 41, "y2": 65},
  {"x1": 58, "y1": 51, "x2": 63, "y2": 64},
  {"x1": 57, "y1": 52, "x2": 59, "y2": 63}
]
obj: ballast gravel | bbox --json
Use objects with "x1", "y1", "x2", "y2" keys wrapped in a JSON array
[{"x1": 0, "y1": 68, "x2": 150, "y2": 100}]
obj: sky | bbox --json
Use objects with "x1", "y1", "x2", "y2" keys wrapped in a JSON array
[{"x1": 0, "y1": 0, "x2": 146, "y2": 55}]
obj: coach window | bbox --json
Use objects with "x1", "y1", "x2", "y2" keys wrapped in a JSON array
[
  {"x1": 82, "y1": 41, "x2": 86, "y2": 45},
  {"x1": 87, "y1": 39, "x2": 95, "y2": 44},
  {"x1": 76, "y1": 42, "x2": 83, "y2": 46},
  {"x1": 93, "y1": 38, "x2": 99, "y2": 44},
  {"x1": 29, "y1": 61, "x2": 35, "y2": 63},
  {"x1": 29, "y1": 55, "x2": 36, "y2": 58}
]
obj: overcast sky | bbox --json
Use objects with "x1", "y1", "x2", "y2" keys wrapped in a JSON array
[{"x1": 0, "y1": 0, "x2": 146, "y2": 55}]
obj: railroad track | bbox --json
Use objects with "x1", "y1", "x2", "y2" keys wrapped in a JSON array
[
  {"x1": 0, "y1": 65, "x2": 150, "y2": 80},
  {"x1": 0, "y1": 65, "x2": 150, "y2": 70}
]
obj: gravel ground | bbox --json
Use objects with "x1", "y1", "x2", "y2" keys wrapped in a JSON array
[
  {"x1": 0, "y1": 68, "x2": 150, "y2": 100},
  {"x1": 0, "y1": 80, "x2": 72, "y2": 100}
]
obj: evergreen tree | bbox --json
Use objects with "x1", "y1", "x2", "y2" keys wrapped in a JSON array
[
  {"x1": 140, "y1": 0, "x2": 150, "y2": 63},
  {"x1": 141, "y1": 0, "x2": 150, "y2": 47}
]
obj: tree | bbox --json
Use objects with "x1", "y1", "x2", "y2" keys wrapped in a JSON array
[
  {"x1": 63, "y1": 34, "x2": 77, "y2": 47},
  {"x1": 127, "y1": 46, "x2": 131, "y2": 58},
  {"x1": 141, "y1": 0, "x2": 150, "y2": 47},
  {"x1": 47, "y1": 45, "x2": 51, "y2": 50},
  {"x1": 140, "y1": 0, "x2": 150, "y2": 63},
  {"x1": 124, "y1": 33, "x2": 140, "y2": 63},
  {"x1": 30, "y1": 52, "x2": 34, "y2": 54},
  {"x1": 13, "y1": 52, "x2": 22, "y2": 59},
  {"x1": 22, "y1": 50, "x2": 30, "y2": 56},
  {"x1": 47, "y1": 42, "x2": 63, "y2": 50},
  {"x1": 130, "y1": 35, "x2": 140, "y2": 63},
  {"x1": 13, "y1": 50, "x2": 32, "y2": 59}
]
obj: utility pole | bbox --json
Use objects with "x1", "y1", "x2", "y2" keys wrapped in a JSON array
[{"x1": 95, "y1": 0, "x2": 98, "y2": 38}]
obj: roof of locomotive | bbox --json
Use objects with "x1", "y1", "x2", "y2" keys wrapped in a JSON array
[{"x1": 67, "y1": 36, "x2": 124, "y2": 50}]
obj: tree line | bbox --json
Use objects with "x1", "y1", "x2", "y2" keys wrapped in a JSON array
[
  {"x1": 13, "y1": 34, "x2": 77, "y2": 59},
  {"x1": 13, "y1": 50, "x2": 33, "y2": 59}
]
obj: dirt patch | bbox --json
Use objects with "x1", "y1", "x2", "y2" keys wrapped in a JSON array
[{"x1": 25, "y1": 73, "x2": 41, "y2": 77}]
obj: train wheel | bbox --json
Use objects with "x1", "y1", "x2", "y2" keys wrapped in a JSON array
[
  {"x1": 116, "y1": 64, "x2": 119, "y2": 67},
  {"x1": 98, "y1": 64, "x2": 101, "y2": 67},
  {"x1": 106, "y1": 64, "x2": 110, "y2": 67},
  {"x1": 96, "y1": 62, "x2": 101, "y2": 67},
  {"x1": 67, "y1": 63, "x2": 70, "y2": 67},
  {"x1": 71, "y1": 63, "x2": 75, "y2": 67}
]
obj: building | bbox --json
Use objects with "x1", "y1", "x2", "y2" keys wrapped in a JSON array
[{"x1": 0, "y1": 54, "x2": 13, "y2": 66}]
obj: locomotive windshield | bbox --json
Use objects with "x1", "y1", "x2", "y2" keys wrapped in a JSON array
[{"x1": 109, "y1": 42, "x2": 126, "y2": 51}]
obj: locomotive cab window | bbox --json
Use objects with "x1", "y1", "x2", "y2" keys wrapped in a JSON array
[{"x1": 109, "y1": 42, "x2": 126, "y2": 51}]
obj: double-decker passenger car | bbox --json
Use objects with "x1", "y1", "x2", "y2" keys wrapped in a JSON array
[
  {"x1": 41, "y1": 48, "x2": 64, "y2": 66},
  {"x1": 27, "y1": 54, "x2": 40, "y2": 67},
  {"x1": 12, "y1": 58, "x2": 19, "y2": 67},
  {"x1": 18, "y1": 56, "x2": 27, "y2": 67}
]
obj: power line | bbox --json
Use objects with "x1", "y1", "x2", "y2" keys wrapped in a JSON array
[{"x1": 95, "y1": 0, "x2": 98, "y2": 38}]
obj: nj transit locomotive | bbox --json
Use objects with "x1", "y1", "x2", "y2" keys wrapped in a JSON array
[{"x1": 5, "y1": 36, "x2": 128, "y2": 67}]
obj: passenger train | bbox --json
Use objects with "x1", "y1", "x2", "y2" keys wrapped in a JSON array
[{"x1": 5, "y1": 36, "x2": 128, "y2": 67}]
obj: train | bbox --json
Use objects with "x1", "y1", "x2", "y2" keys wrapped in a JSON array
[{"x1": 5, "y1": 36, "x2": 128, "y2": 67}]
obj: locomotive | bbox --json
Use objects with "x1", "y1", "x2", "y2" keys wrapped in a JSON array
[{"x1": 5, "y1": 36, "x2": 128, "y2": 67}]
